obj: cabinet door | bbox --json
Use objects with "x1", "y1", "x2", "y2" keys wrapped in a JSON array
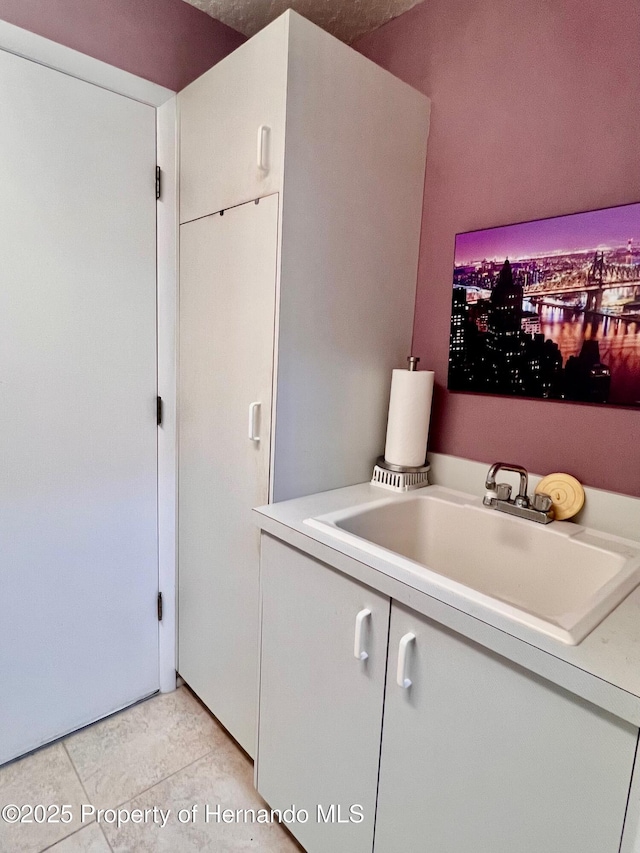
[
  {"x1": 178, "y1": 194, "x2": 278, "y2": 757},
  {"x1": 178, "y1": 17, "x2": 287, "y2": 223},
  {"x1": 375, "y1": 603, "x2": 637, "y2": 853},
  {"x1": 257, "y1": 535, "x2": 390, "y2": 853}
]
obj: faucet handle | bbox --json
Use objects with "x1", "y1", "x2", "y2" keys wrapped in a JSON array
[
  {"x1": 532, "y1": 492, "x2": 553, "y2": 513},
  {"x1": 495, "y1": 483, "x2": 512, "y2": 501}
]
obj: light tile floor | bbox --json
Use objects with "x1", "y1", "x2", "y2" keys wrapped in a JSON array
[{"x1": 0, "y1": 687, "x2": 301, "y2": 853}]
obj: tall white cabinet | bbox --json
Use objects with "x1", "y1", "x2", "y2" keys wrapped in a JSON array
[
  {"x1": 179, "y1": 196, "x2": 279, "y2": 753},
  {"x1": 178, "y1": 10, "x2": 430, "y2": 755}
]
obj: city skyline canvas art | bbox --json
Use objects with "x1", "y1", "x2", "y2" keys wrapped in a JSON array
[{"x1": 448, "y1": 202, "x2": 640, "y2": 408}]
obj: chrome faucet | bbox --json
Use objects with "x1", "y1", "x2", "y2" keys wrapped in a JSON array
[{"x1": 483, "y1": 462, "x2": 554, "y2": 524}]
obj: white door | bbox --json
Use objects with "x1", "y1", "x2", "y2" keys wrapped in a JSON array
[
  {"x1": 0, "y1": 49, "x2": 159, "y2": 765},
  {"x1": 178, "y1": 194, "x2": 278, "y2": 756}
]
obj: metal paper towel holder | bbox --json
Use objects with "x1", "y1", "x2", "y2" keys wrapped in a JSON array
[
  {"x1": 372, "y1": 354, "x2": 431, "y2": 491},
  {"x1": 372, "y1": 456, "x2": 430, "y2": 492}
]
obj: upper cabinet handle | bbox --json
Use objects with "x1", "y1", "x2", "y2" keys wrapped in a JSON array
[
  {"x1": 248, "y1": 402, "x2": 261, "y2": 441},
  {"x1": 257, "y1": 125, "x2": 270, "y2": 172},
  {"x1": 397, "y1": 632, "x2": 416, "y2": 688},
  {"x1": 354, "y1": 608, "x2": 372, "y2": 661}
]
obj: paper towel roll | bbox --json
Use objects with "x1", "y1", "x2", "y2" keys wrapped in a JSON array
[{"x1": 384, "y1": 369, "x2": 434, "y2": 467}]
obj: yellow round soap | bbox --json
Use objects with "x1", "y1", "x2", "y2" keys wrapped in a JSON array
[{"x1": 535, "y1": 473, "x2": 585, "y2": 521}]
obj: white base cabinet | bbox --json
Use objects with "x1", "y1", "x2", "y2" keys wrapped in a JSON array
[{"x1": 257, "y1": 536, "x2": 640, "y2": 853}]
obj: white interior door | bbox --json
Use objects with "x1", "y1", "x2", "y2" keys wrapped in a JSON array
[
  {"x1": 178, "y1": 194, "x2": 278, "y2": 757},
  {"x1": 0, "y1": 49, "x2": 159, "y2": 765}
]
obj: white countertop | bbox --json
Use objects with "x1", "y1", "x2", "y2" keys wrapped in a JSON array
[{"x1": 254, "y1": 482, "x2": 640, "y2": 726}]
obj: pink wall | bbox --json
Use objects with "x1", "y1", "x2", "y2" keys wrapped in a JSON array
[
  {"x1": 0, "y1": 0, "x2": 245, "y2": 90},
  {"x1": 355, "y1": 0, "x2": 640, "y2": 497}
]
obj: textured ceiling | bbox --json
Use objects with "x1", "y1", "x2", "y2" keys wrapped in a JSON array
[{"x1": 181, "y1": 0, "x2": 423, "y2": 44}]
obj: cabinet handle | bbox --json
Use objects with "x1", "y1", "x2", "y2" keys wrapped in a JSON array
[
  {"x1": 248, "y1": 401, "x2": 261, "y2": 441},
  {"x1": 257, "y1": 124, "x2": 270, "y2": 172},
  {"x1": 397, "y1": 632, "x2": 416, "y2": 688},
  {"x1": 354, "y1": 608, "x2": 372, "y2": 661}
]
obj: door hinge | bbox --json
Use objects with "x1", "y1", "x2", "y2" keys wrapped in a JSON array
[
  {"x1": 157, "y1": 591, "x2": 163, "y2": 622},
  {"x1": 155, "y1": 166, "x2": 161, "y2": 200},
  {"x1": 156, "y1": 396, "x2": 163, "y2": 426}
]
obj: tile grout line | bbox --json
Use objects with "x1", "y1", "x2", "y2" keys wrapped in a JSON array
[
  {"x1": 38, "y1": 823, "x2": 84, "y2": 852},
  {"x1": 41, "y1": 692, "x2": 227, "y2": 849},
  {"x1": 106, "y1": 746, "x2": 216, "y2": 812},
  {"x1": 63, "y1": 740, "x2": 115, "y2": 850},
  {"x1": 95, "y1": 694, "x2": 223, "y2": 809},
  {"x1": 20, "y1": 691, "x2": 223, "y2": 853},
  {"x1": 99, "y1": 822, "x2": 115, "y2": 853},
  {"x1": 62, "y1": 740, "x2": 93, "y2": 807},
  {"x1": 32, "y1": 742, "x2": 96, "y2": 853},
  {"x1": 40, "y1": 744, "x2": 216, "y2": 852},
  {"x1": 71, "y1": 692, "x2": 220, "y2": 799},
  {"x1": 38, "y1": 821, "x2": 105, "y2": 853},
  {"x1": 98, "y1": 748, "x2": 217, "y2": 849}
]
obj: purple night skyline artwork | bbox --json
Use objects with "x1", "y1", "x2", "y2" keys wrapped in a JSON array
[{"x1": 448, "y1": 202, "x2": 640, "y2": 408}]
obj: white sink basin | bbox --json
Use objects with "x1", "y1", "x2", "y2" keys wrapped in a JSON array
[{"x1": 304, "y1": 486, "x2": 640, "y2": 644}]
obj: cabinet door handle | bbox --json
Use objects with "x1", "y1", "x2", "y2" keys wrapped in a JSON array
[
  {"x1": 248, "y1": 401, "x2": 261, "y2": 441},
  {"x1": 354, "y1": 608, "x2": 372, "y2": 661},
  {"x1": 397, "y1": 632, "x2": 416, "y2": 688},
  {"x1": 257, "y1": 124, "x2": 270, "y2": 172}
]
